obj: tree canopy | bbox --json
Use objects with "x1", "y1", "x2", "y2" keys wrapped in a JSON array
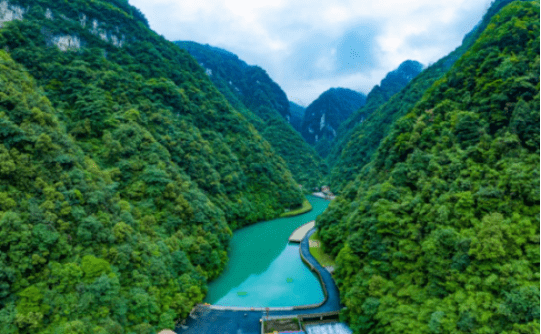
[
  {"x1": 0, "y1": 0, "x2": 306, "y2": 332},
  {"x1": 176, "y1": 41, "x2": 327, "y2": 189},
  {"x1": 318, "y1": 1, "x2": 540, "y2": 333}
]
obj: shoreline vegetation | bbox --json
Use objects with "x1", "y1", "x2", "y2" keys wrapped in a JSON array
[
  {"x1": 280, "y1": 198, "x2": 313, "y2": 218},
  {"x1": 309, "y1": 231, "x2": 336, "y2": 268}
]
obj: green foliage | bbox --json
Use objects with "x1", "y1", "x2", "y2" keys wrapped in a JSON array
[
  {"x1": 318, "y1": 1, "x2": 540, "y2": 333},
  {"x1": 328, "y1": 1, "x2": 526, "y2": 192},
  {"x1": 0, "y1": 0, "x2": 306, "y2": 332},
  {"x1": 288, "y1": 101, "x2": 305, "y2": 133},
  {"x1": 326, "y1": 61, "x2": 423, "y2": 182},
  {"x1": 308, "y1": 232, "x2": 336, "y2": 267},
  {"x1": 176, "y1": 41, "x2": 326, "y2": 190},
  {"x1": 280, "y1": 199, "x2": 312, "y2": 218}
]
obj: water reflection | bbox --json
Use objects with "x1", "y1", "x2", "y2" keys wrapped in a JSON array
[
  {"x1": 205, "y1": 196, "x2": 329, "y2": 306},
  {"x1": 214, "y1": 244, "x2": 324, "y2": 307}
]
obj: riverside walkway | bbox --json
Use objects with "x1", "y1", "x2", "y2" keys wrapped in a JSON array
[
  {"x1": 175, "y1": 228, "x2": 341, "y2": 334},
  {"x1": 288, "y1": 220, "x2": 315, "y2": 243}
]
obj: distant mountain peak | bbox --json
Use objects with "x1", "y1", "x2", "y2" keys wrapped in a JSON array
[
  {"x1": 379, "y1": 60, "x2": 424, "y2": 92},
  {"x1": 300, "y1": 87, "x2": 367, "y2": 154}
]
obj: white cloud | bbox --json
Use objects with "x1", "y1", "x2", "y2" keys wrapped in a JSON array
[
  {"x1": 129, "y1": 0, "x2": 493, "y2": 104},
  {"x1": 322, "y1": 6, "x2": 355, "y2": 24}
]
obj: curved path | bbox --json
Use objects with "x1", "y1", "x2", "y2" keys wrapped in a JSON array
[{"x1": 176, "y1": 228, "x2": 341, "y2": 334}]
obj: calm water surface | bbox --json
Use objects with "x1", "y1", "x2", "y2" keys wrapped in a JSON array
[{"x1": 205, "y1": 196, "x2": 329, "y2": 307}]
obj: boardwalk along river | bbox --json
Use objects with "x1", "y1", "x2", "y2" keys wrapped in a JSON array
[{"x1": 204, "y1": 196, "x2": 329, "y2": 307}]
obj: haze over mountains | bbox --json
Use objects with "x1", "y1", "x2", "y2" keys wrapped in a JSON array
[
  {"x1": 0, "y1": 0, "x2": 538, "y2": 333},
  {"x1": 288, "y1": 101, "x2": 306, "y2": 133}
]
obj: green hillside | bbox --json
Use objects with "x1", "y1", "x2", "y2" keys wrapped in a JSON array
[
  {"x1": 328, "y1": 0, "x2": 526, "y2": 192},
  {"x1": 175, "y1": 41, "x2": 291, "y2": 119},
  {"x1": 339, "y1": 60, "x2": 424, "y2": 134},
  {"x1": 0, "y1": 0, "x2": 305, "y2": 332},
  {"x1": 326, "y1": 61, "x2": 423, "y2": 174},
  {"x1": 317, "y1": 1, "x2": 539, "y2": 333},
  {"x1": 176, "y1": 41, "x2": 326, "y2": 189}
]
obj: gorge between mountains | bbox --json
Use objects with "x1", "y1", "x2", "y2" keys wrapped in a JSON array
[{"x1": 0, "y1": 0, "x2": 538, "y2": 334}]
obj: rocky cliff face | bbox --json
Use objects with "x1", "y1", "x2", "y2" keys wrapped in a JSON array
[
  {"x1": 0, "y1": 0, "x2": 24, "y2": 27},
  {"x1": 301, "y1": 88, "x2": 367, "y2": 146},
  {"x1": 1, "y1": 0, "x2": 127, "y2": 51}
]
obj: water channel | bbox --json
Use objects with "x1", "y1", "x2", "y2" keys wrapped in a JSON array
[
  {"x1": 204, "y1": 195, "x2": 329, "y2": 307},
  {"x1": 306, "y1": 323, "x2": 353, "y2": 334}
]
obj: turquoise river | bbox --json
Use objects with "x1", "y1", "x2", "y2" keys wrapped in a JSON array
[{"x1": 204, "y1": 195, "x2": 329, "y2": 307}]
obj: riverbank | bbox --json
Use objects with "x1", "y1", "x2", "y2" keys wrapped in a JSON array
[
  {"x1": 177, "y1": 227, "x2": 342, "y2": 333},
  {"x1": 309, "y1": 231, "x2": 336, "y2": 269},
  {"x1": 280, "y1": 198, "x2": 312, "y2": 218},
  {"x1": 204, "y1": 196, "x2": 327, "y2": 307}
]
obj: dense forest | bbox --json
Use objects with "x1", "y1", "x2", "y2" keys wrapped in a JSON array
[
  {"x1": 300, "y1": 88, "x2": 366, "y2": 157},
  {"x1": 0, "y1": 0, "x2": 306, "y2": 333},
  {"x1": 0, "y1": 0, "x2": 538, "y2": 333},
  {"x1": 325, "y1": 60, "x2": 423, "y2": 179},
  {"x1": 175, "y1": 41, "x2": 327, "y2": 190},
  {"x1": 318, "y1": 1, "x2": 540, "y2": 333},
  {"x1": 326, "y1": 0, "x2": 525, "y2": 192}
]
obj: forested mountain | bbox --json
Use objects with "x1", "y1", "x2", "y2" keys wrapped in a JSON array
[
  {"x1": 176, "y1": 41, "x2": 326, "y2": 189},
  {"x1": 339, "y1": 60, "x2": 424, "y2": 133},
  {"x1": 301, "y1": 88, "x2": 367, "y2": 157},
  {"x1": 327, "y1": 1, "x2": 525, "y2": 192},
  {"x1": 0, "y1": 0, "x2": 306, "y2": 332},
  {"x1": 175, "y1": 42, "x2": 291, "y2": 120},
  {"x1": 289, "y1": 101, "x2": 305, "y2": 133},
  {"x1": 317, "y1": 1, "x2": 540, "y2": 333},
  {"x1": 325, "y1": 60, "x2": 423, "y2": 172}
]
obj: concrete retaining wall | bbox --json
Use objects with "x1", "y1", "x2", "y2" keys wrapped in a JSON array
[
  {"x1": 261, "y1": 311, "x2": 341, "y2": 334},
  {"x1": 294, "y1": 229, "x2": 329, "y2": 310}
]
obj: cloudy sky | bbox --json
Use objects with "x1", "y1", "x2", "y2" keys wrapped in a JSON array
[{"x1": 129, "y1": 0, "x2": 493, "y2": 106}]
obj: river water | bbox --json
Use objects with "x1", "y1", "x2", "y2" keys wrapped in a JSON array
[{"x1": 204, "y1": 195, "x2": 329, "y2": 307}]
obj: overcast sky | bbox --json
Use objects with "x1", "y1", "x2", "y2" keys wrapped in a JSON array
[{"x1": 129, "y1": 0, "x2": 493, "y2": 106}]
